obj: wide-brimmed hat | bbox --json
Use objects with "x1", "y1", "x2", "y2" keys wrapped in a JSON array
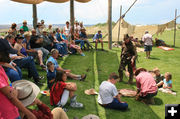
[
  {"x1": 24, "y1": 31, "x2": 32, "y2": 37},
  {"x1": 23, "y1": 20, "x2": 27, "y2": 23},
  {"x1": 134, "y1": 67, "x2": 147, "y2": 76},
  {"x1": 42, "y1": 29, "x2": 47, "y2": 33},
  {"x1": 12, "y1": 80, "x2": 40, "y2": 107},
  {"x1": 0, "y1": 38, "x2": 18, "y2": 54},
  {"x1": 82, "y1": 114, "x2": 99, "y2": 119},
  {"x1": 84, "y1": 88, "x2": 98, "y2": 95},
  {"x1": 36, "y1": 22, "x2": 42, "y2": 27},
  {"x1": 15, "y1": 34, "x2": 24, "y2": 41}
]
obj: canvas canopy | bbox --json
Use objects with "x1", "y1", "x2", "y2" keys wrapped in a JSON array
[
  {"x1": 11, "y1": 0, "x2": 43, "y2": 4},
  {"x1": 104, "y1": 18, "x2": 176, "y2": 42},
  {"x1": 11, "y1": 0, "x2": 91, "y2": 4}
]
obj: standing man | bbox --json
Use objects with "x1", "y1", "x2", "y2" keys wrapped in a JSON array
[
  {"x1": 118, "y1": 34, "x2": 137, "y2": 84},
  {"x1": 142, "y1": 31, "x2": 153, "y2": 59},
  {"x1": 98, "y1": 72, "x2": 128, "y2": 110},
  {"x1": 93, "y1": 30, "x2": 104, "y2": 50}
]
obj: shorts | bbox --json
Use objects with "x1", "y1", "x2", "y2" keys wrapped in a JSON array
[{"x1": 144, "y1": 45, "x2": 152, "y2": 51}]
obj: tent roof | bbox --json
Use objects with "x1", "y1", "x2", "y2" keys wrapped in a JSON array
[{"x1": 11, "y1": 0, "x2": 91, "y2": 4}]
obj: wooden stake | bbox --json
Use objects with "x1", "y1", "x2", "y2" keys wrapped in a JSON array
[
  {"x1": 108, "y1": 0, "x2": 112, "y2": 49},
  {"x1": 32, "y1": 4, "x2": 37, "y2": 29},
  {"x1": 173, "y1": 9, "x2": 177, "y2": 47}
]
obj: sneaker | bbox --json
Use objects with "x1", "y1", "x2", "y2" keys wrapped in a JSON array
[
  {"x1": 34, "y1": 80, "x2": 43, "y2": 86},
  {"x1": 62, "y1": 107, "x2": 68, "y2": 112},
  {"x1": 38, "y1": 76, "x2": 44, "y2": 80},
  {"x1": 70, "y1": 101, "x2": 83, "y2": 108},
  {"x1": 70, "y1": 95, "x2": 77, "y2": 103},
  {"x1": 81, "y1": 53, "x2": 85, "y2": 56},
  {"x1": 80, "y1": 74, "x2": 86, "y2": 81}
]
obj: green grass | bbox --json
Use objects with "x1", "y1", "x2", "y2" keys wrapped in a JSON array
[{"x1": 22, "y1": 29, "x2": 180, "y2": 119}]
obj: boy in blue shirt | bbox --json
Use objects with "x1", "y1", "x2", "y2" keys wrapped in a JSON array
[
  {"x1": 93, "y1": 30, "x2": 104, "y2": 50},
  {"x1": 47, "y1": 61, "x2": 56, "y2": 89}
]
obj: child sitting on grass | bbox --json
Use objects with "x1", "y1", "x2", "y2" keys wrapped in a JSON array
[
  {"x1": 50, "y1": 70, "x2": 83, "y2": 108},
  {"x1": 156, "y1": 72, "x2": 176, "y2": 95},
  {"x1": 47, "y1": 61, "x2": 56, "y2": 89},
  {"x1": 153, "y1": 68, "x2": 164, "y2": 87},
  {"x1": 157, "y1": 72, "x2": 172, "y2": 89}
]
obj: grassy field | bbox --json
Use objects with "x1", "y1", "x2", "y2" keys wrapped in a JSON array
[{"x1": 22, "y1": 29, "x2": 180, "y2": 119}]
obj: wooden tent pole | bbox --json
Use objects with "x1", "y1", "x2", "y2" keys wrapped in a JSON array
[
  {"x1": 70, "y1": 0, "x2": 74, "y2": 41},
  {"x1": 108, "y1": 0, "x2": 112, "y2": 49},
  {"x1": 32, "y1": 4, "x2": 37, "y2": 29},
  {"x1": 117, "y1": 5, "x2": 122, "y2": 43},
  {"x1": 173, "y1": 9, "x2": 177, "y2": 47}
]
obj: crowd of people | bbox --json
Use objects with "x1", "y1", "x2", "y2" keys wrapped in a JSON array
[{"x1": 0, "y1": 19, "x2": 174, "y2": 119}]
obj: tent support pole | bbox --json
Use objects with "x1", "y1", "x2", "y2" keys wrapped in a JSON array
[
  {"x1": 32, "y1": 4, "x2": 37, "y2": 29},
  {"x1": 108, "y1": 0, "x2": 112, "y2": 49},
  {"x1": 173, "y1": 9, "x2": 177, "y2": 47},
  {"x1": 117, "y1": 5, "x2": 122, "y2": 43},
  {"x1": 70, "y1": 0, "x2": 74, "y2": 41}
]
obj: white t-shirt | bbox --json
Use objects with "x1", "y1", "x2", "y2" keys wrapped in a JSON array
[
  {"x1": 142, "y1": 33, "x2": 153, "y2": 46},
  {"x1": 98, "y1": 81, "x2": 118, "y2": 104},
  {"x1": 63, "y1": 25, "x2": 71, "y2": 36}
]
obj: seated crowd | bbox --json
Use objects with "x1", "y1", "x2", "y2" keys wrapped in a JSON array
[{"x1": 0, "y1": 20, "x2": 174, "y2": 119}]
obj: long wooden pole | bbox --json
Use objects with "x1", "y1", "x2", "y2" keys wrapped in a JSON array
[
  {"x1": 173, "y1": 9, "x2": 177, "y2": 47},
  {"x1": 117, "y1": 5, "x2": 122, "y2": 43},
  {"x1": 121, "y1": 0, "x2": 137, "y2": 18},
  {"x1": 70, "y1": 0, "x2": 74, "y2": 40},
  {"x1": 32, "y1": 4, "x2": 37, "y2": 29},
  {"x1": 108, "y1": 0, "x2": 112, "y2": 49}
]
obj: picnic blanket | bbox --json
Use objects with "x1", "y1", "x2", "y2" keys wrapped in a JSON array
[
  {"x1": 118, "y1": 89, "x2": 137, "y2": 97},
  {"x1": 157, "y1": 46, "x2": 174, "y2": 51},
  {"x1": 158, "y1": 88, "x2": 176, "y2": 96}
]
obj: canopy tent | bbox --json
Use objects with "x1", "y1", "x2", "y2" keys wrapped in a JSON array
[
  {"x1": 11, "y1": 0, "x2": 91, "y2": 31},
  {"x1": 11, "y1": 0, "x2": 91, "y2": 4},
  {"x1": 104, "y1": 18, "x2": 178, "y2": 42}
]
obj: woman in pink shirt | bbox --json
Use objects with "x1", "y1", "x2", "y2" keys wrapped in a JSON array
[
  {"x1": 134, "y1": 68, "x2": 158, "y2": 104},
  {"x1": 0, "y1": 39, "x2": 36, "y2": 119}
]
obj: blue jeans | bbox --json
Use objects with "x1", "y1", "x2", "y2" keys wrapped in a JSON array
[
  {"x1": 16, "y1": 116, "x2": 21, "y2": 119},
  {"x1": 105, "y1": 98, "x2": 128, "y2": 110},
  {"x1": 54, "y1": 43, "x2": 67, "y2": 56},
  {"x1": 13, "y1": 56, "x2": 39, "y2": 79},
  {"x1": 34, "y1": 47, "x2": 49, "y2": 61},
  {"x1": 6, "y1": 67, "x2": 22, "y2": 83},
  {"x1": 75, "y1": 40, "x2": 85, "y2": 49}
]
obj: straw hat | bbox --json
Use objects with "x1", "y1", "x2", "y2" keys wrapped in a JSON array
[
  {"x1": 82, "y1": 114, "x2": 99, "y2": 119},
  {"x1": 24, "y1": 31, "x2": 32, "y2": 37},
  {"x1": 42, "y1": 28, "x2": 47, "y2": 33},
  {"x1": 134, "y1": 67, "x2": 147, "y2": 76},
  {"x1": 12, "y1": 80, "x2": 40, "y2": 107},
  {"x1": 84, "y1": 88, "x2": 98, "y2": 95},
  {"x1": 23, "y1": 20, "x2": 27, "y2": 23}
]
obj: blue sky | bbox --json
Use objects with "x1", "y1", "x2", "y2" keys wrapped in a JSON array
[{"x1": 0, "y1": 0, "x2": 180, "y2": 25}]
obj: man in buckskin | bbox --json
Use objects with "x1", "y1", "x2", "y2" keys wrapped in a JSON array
[{"x1": 118, "y1": 34, "x2": 137, "y2": 84}]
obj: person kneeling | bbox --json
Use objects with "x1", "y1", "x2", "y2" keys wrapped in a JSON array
[
  {"x1": 50, "y1": 71, "x2": 83, "y2": 108},
  {"x1": 98, "y1": 72, "x2": 128, "y2": 110},
  {"x1": 134, "y1": 68, "x2": 158, "y2": 104}
]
